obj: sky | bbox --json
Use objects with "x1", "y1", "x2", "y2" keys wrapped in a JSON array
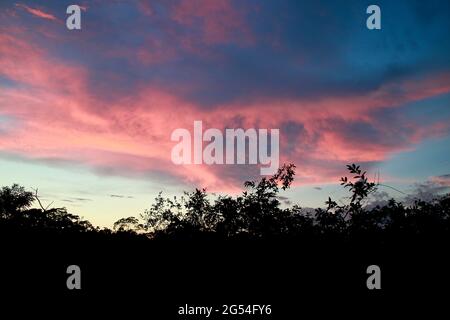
[{"x1": 0, "y1": 0, "x2": 449, "y2": 227}]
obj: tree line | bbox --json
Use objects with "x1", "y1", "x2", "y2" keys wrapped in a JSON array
[{"x1": 1, "y1": 163, "x2": 449, "y2": 243}]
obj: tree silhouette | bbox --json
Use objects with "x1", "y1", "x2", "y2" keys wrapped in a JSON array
[
  {"x1": 0, "y1": 184, "x2": 34, "y2": 217},
  {"x1": 0, "y1": 163, "x2": 448, "y2": 243}
]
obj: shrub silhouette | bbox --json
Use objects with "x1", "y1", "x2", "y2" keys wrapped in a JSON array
[
  {"x1": 138, "y1": 163, "x2": 449, "y2": 241},
  {"x1": 0, "y1": 184, "x2": 96, "y2": 236},
  {"x1": 0, "y1": 163, "x2": 449, "y2": 243}
]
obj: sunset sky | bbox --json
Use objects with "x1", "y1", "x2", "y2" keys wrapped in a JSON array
[{"x1": 1, "y1": 0, "x2": 450, "y2": 227}]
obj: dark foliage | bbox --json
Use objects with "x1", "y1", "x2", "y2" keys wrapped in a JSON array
[{"x1": 1, "y1": 164, "x2": 449, "y2": 243}]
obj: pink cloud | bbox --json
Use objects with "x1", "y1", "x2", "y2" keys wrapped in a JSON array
[
  {"x1": 15, "y1": 3, "x2": 58, "y2": 21},
  {"x1": 431, "y1": 174, "x2": 450, "y2": 187},
  {"x1": 1, "y1": 28, "x2": 450, "y2": 192},
  {"x1": 171, "y1": 0, "x2": 254, "y2": 45},
  {"x1": 138, "y1": 0, "x2": 154, "y2": 17}
]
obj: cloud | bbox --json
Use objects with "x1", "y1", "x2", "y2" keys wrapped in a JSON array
[
  {"x1": 1, "y1": 28, "x2": 449, "y2": 190},
  {"x1": 72, "y1": 197, "x2": 92, "y2": 202},
  {"x1": 430, "y1": 174, "x2": 450, "y2": 187},
  {"x1": 403, "y1": 174, "x2": 450, "y2": 204},
  {"x1": 170, "y1": 0, "x2": 253, "y2": 45},
  {"x1": 109, "y1": 194, "x2": 134, "y2": 199},
  {"x1": 62, "y1": 197, "x2": 92, "y2": 203},
  {"x1": 1, "y1": 1, "x2": 450, "y2": 193},
  {"x1": 366, "y1": 191, "x2": 391, "y2": 209},
  {"x1": 15, "y1": 3, "x2": 57, "y2": 21}
]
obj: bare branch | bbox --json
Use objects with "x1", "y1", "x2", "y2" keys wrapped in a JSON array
[{"x1": 32, "y1": 188, "x2": 53, "y2": 212}]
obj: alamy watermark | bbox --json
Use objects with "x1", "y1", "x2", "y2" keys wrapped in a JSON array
[
  {"x1": 171, "y1": 121, "x2": 279, "y2": 175},
  {"x1": 66, "y1": 265, "x2": 81, "y2": 290},
  {"x1": 66, "y1": 4, "x2": 380, "y2": 31}
]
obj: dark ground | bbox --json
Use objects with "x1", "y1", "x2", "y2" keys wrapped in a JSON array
[{"x1": 2, "y1": 235, "x2": 448, "y2": 318}]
